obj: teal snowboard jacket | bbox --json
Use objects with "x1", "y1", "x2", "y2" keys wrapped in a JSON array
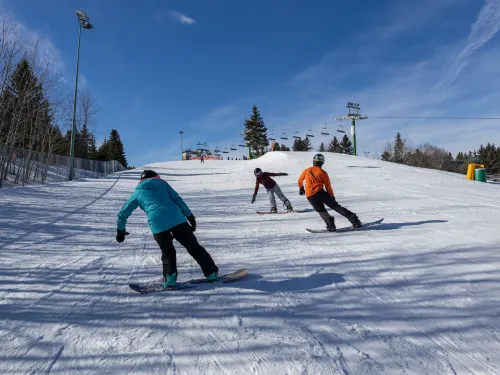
[{"x1": 117, "y1": 177, "x2": 192, "y2": 234}]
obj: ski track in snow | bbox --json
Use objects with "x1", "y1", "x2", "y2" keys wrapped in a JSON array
[{"x1": 1, "y1": 151, "x2": 500, "y2": 374}]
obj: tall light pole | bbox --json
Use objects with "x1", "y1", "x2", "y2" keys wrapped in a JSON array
[
  {"x1": 336, "y1": 102, "x2": 368, "y2": 156},
  {"x1": 68, "y1": 9, "x2": 94, "y2": 181},
  {"x1": 179, "y1": 131, "x2": 184, "y2": 159}
]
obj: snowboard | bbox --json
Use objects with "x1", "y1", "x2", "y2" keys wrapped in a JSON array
[
  {"x1": 257, "y1": 208, "x2": 313, "y2": 214},
  {"x1": 129, "y1": 268, "x2": 249, "y2": 294},
  {"x1": 306, "y1": 218, "x2": 384, "y2": 233}
]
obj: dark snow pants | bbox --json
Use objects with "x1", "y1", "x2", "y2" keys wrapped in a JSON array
[
  {"x1": 153, "y1": 222, "x2": 218, "y2": 278},
  {"x1": 307, "y1": 190, "x2": 358, "y2": 223}
]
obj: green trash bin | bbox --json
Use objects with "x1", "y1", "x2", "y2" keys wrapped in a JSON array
[{"x1": 474, "y1": 168, "x2": 487, "y2": 182}]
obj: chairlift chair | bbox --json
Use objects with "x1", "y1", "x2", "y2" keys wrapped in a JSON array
[
  {"x1": 230, "y1": 143, "x2": 237, "y2": 151},
  {"x1": 268, "y1": 130, "x2": 276, "y2": 141},
  {"x1": 306, "y1": 126, "x2": 314, "y2": 137},
  {"x1": 280, "y1": 130, "x2": 288, "y2": 140},
  {"x1": 320, "y1": 124, "x2": 330, "y2": 136},
  {"x1": 293, "y1": 129, "x2": 301, "y2": 139},
  {"x1": 337, "y1": 124, "x2": 345, "y2": 133}
]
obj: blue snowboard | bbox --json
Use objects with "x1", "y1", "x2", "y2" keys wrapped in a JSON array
[{"x1": 129, "y1": 268, "x2": 249, "y2": 294}]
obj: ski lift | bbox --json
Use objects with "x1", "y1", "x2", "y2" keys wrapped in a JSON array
[
  {"x1": 293, "y1": 129, "x2": 301, "y2": 139},
  {"x1": 306, "y1": 126, "x2": 314, "y2": 138},
  {"x1": 280, "y1": 129, "x2": 288, "y2": 140},
  {"x1": 222, "y1": 147, "x2": 229, "y2": 154},
  {"x1": 337, "y1": 124, "x2": 345, "y2": 133},
  {"x1": 239, "y1": 139, "x2": 248, "y2": 147},
  {"x1": 230, "y1": 143, "x2": 237, "y2": 151},
  {"x1": 214, "y1": 146, "x2": 221, "y2": 153},
  {"x1": 268, "y1": 130, "x2": 276, "y2": 141},
  {"x1": 320, "y1": 124, "x2": 330, "y2": 136}
]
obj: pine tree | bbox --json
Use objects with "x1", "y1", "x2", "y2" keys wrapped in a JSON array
[
  {"x1": 381, "y1": 151, "x2": 391, "y2": 161},
  {"x1": 393, "y1": 132, "x2": 405, "y2": 163},
  {"x1": 273, "y1": 142, "x2": 281, "y2": 151},
  {"x1": 303, "y1": 136, "x2": 312, "y2": 151},
  {"x1": 107, "y1": 129, "x2": 128, "y2": 167},
  {"x1": 243, "y1": 105, "x2": 269, "y2": 157},
  {"x1": 327, "y1": 136, "x2": 342, "y2": 153},
  {"x1": 340, "y1": 135, "x2": 353, "y2": 155},
  {"x1": 292, "y1": 137, "x2": 303, "y2": 151},
  {"x1": 319, "y1": 142, "x2": 325, "y2": 152}
]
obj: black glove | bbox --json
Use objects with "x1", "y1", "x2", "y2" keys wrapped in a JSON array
[
  {"x1": 187, "y1": 215, "x2": 196, "y2": 232},
  {"x1": 251, "y1": 194, "x2": 256, "y2": 203},
  {"x1": 116, "y1": 229, "x2": 129, "y2": 243},
  {"x1": 299, "y1": 187, "x2": 305, "y2": 196}
]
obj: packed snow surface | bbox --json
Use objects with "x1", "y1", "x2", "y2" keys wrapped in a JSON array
[{"x1": 1, "y1": 151, "x2": 500, "y2": 374}]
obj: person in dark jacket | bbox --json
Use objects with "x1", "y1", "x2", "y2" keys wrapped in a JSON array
[
  {"x1": 116, "y1": 170, "x2": 219, "y2": 289},
  {"x1": 251, "y1": 168, "x2": 293, "y2": 213}
]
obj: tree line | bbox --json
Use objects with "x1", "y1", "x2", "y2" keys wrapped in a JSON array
[
  {"x1": 0, "y1": 16, "x2": 129, "y2": 186},
  {"x1": 381, "y1": 132, "x2": 500, "y2": 175}
]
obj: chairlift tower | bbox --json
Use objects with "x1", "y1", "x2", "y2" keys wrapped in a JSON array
[{"x1": 335, "y1": 102, "x2": 368, "y2": 156}]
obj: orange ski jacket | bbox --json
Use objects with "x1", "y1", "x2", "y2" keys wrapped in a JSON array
[{"x1": 298, "y1": 166, "x2": 334, "y2": 198}]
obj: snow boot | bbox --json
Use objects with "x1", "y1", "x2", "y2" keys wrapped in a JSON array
[
  {"x1": 319, "y1": 212, "x2": 336, "y2": 231},
  {"x1": 270, "y1": 207, "x2": 277, "y2": 213},
  {"x1": 162, "y1": 272, "x2": 177, "y2": 289},
  {"x1": 350, "y1": 215, "x2": 362, "y2": 228},
  {"x1": 206, "y1": 272, "x2": 219, "y2": 283}
]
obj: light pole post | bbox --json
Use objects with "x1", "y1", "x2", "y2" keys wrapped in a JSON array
[
  {"x1": 68, "y1": 10, "x2": 93, "y2": 181},
  {"x1": 180, "y1": 131, "x2": 184, "y2": 159},
  {"x1": 351, "y1": 118, "x2": 356, "y2": 156}
]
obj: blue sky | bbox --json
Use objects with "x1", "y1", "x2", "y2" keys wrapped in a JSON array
[{"x1": 2, "y1": 0, "x2": 500, "y2": 166}]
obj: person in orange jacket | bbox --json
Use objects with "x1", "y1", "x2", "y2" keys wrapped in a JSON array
[{"x1": 298, "y1": 154, "x2": 362, "y2": 231}]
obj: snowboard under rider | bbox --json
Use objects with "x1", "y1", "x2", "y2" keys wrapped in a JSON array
[
  {"x1": 298, "y1": 154, "x2": 362, "y2": 231},
  {"x1": 251, "y1": 168, "x2": 293, "y2": 213},
  {"x1": 116, "y1": 170, "x2": 219, "y2": 289}
]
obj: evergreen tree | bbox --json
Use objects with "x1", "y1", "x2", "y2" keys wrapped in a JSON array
[
  {"x1": 292, "y1": 137, "x2": 312, "y2": 151},
  {"x1": 393, "y1": 132, "x2": 405, "y2": 163},
  {"x1": 106, "y1": 129, "x2": 128, "y2": 167},
  {"x1": 340, "y1": 134, "x2": 353, "y2": 155},
  {"x1": 243, "y1": 105, "x2": 269, "y2": 156},
  {"x1": 303, "y1": 136, "x2": 312, "y2": 151},
  {"x1": 273, "y1": 142, "x2": 281, "y2": 151},
  {"x1": 280, "y1": 144, "x2": 291, "y2": 151},
  {"x1": 2, "y1": 58, "x2": 52, "y2": 151},
  {"x1": 96, "y1": 138, "x2": 110, "y2": 161},
  {"x1": 381, "y1": 151, "x2": 392, "y2": 161},
  {"x1": 327, "y1": 136, "x2": 342, "y2": 153},
  {"x1": 319, "y1": 142, "x2": 325, "y2": 152},
  {"x1": 292, "y1": 137, "x2": 303, "y2": 151}
]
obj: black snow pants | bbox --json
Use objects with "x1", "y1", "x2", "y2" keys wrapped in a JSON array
[
  {"x1": 153, "y1": 222, "x2": 218, "y2": 278},
  {"x1": 307, "y1": 189, "x2": 358, "y2": 226}
]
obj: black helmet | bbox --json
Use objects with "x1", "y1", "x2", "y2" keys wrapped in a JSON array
[
  {"x1": 140, "y1": 170, "x2": 159, "y2": 180},
  {"x1": 254, "y1": 168, "x2": 262, "y2": 176},
  {"x1": 313, "y1": 154, "x2": 325, "y2": 167}
]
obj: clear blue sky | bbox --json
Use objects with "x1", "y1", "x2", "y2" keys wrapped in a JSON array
[{"x1": 2, "y1": 0, "x2": 500, "y2": 166}]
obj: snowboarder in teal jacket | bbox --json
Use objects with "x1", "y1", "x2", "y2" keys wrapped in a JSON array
[{"x1": 116, "y1": 170, "x2": 219, "y2": 289}]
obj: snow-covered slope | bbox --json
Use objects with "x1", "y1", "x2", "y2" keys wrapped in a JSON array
[{"x1": 1, "y1": 151, "x2": 500, "y2": 374}]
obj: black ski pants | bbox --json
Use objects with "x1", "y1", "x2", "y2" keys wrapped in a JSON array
[
  {"x1": 307, "y1": 189, "x2": 357, "y2": 221},
  {"x1": 153, "y1": 222, "x2": 218, "y2": 278}
]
